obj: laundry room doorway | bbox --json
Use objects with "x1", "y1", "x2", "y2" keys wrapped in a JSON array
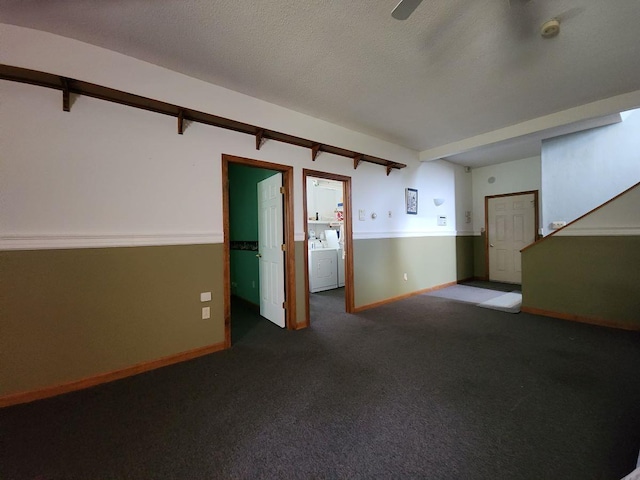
[{"x1": 303, "y1": 169, "x2": 354, "y2": 322}]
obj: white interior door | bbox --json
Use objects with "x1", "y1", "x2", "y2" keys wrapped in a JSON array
[
  {"x1": 257, "y1": 173, "x2": 285, "y2": 327},
  {"x1": 488, "y1": 193, "x2": 536, "y2": 284}
]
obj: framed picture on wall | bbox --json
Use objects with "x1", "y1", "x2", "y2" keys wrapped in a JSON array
[{"x1": 406, "y1": 188, "x2": 418, "y2": 214}]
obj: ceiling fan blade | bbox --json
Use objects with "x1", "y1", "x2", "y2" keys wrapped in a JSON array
[{"x1": 392, "y1": 0, "x2": 424, "y2": 20}]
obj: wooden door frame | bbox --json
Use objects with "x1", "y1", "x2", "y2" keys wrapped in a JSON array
[
  {"x1": 484, "y1": 190, "x2": 539, "y2": 281},
  {"x1": 222, "y1": 154, "x2": 296, "y2": 348},
  {"x1": 303, "y1": 169, "x2": 355, "y2": 324}
]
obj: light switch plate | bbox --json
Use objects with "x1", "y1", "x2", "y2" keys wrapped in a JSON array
[
  {"x1": 200, "y1": 292, "x2": 212, "y2": 302},
  {"x1": 359, "y1": 209, "x2": 366, "y2": 221},
  {"x1": 437, "y1": 215, "x2": 447, "y2": 226}
]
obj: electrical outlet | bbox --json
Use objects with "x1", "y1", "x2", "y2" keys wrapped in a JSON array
[{"x1": 202, "y1": 306, "x2": 210, "y2": 320}]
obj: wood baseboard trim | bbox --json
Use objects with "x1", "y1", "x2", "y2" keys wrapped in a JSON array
[
  {"x1": 0, "y1": 342, "x2": 227, "y2": 408},
  {"x1": 352, "y1": 281, "x2": 457, "y2": 313},
  {"x1": 521, "y1": 306, "x2": 640, "y2": 331}
]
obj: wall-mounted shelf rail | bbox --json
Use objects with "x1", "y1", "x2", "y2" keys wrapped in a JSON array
[{"x1": 0, "y1": 64, "x2": 406, "y2": 174}]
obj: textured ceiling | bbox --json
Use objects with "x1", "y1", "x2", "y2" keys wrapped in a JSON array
[{"x1": 1, "y1": 0, "x2": 639, "y2": 160}]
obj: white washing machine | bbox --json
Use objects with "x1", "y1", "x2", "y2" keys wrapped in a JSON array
[{"x1": 309, "y1": 248, "x2": 338, "y2": 293}]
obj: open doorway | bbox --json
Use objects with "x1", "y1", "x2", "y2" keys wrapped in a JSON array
[
  {"x1": 303, "y1": 169, "x2": 354, "y2": 322},
  {"x1": 222, "y1": 155, "x2": 296, "y2": 348}
]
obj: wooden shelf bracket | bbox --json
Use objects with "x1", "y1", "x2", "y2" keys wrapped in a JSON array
[
  {"x1": 255, "y1": 128, "x2": 264, "y2": 150},
  {"x1": 178, "y1": 109, "x2": 185, "y2": 135},
  {"x1": 61, "y1": 77, "x2": 70, "y2": 112},
  {"x1": 311, "y1": 144, "x2": 321, "y2": 161},
  {"x1": 353, "y1": 154, "x2": 363, "y2": 170}
]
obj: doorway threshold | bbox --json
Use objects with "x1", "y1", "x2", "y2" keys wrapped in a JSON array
[{"x1": 458, "y1": 279, "x2": 521, "y2": 293}]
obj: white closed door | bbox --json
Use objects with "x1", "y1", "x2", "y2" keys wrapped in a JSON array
[
  {"x1": 488, "y1": 193, "x2": 536, "y2": 284},
  {"x1": 257, "y1": 173, "x2": 285, "y2": 328}
]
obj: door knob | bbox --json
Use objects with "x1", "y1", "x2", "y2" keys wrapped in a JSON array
[
  {"x1": 490, "y1": 244, "x2": 494, "y2": 247},
  {"x1": 256, "y1": 253, "x2": 262, "y2": 258}
]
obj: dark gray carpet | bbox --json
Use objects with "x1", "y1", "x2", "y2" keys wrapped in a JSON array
[{"x1": 1, "y1": 288, "x2": 640, "y2": 480}]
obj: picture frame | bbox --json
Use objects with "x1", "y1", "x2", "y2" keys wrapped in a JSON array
[{"x1": 405, "y1": 188, "x2": 418, "y2": 215}]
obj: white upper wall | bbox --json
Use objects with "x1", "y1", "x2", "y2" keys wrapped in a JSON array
[
  {"x1": 541, "y1": 108, "x2": 640, "y2": 233},
  {"x1": 470, "y1": 157, "x2": 542, "y2": 234},
  {"x1": 0, "y1": 24, "x2": 417, "y2": 164},
  {"x1": 0, "y1": 25, "x2": 470, "y2": 249},
  {"x1": 555, "y1": 182, "x2": 640, "y2": 236},
  {"x1": 351, "y1": 159, "x2": 467, "y2": 239}
]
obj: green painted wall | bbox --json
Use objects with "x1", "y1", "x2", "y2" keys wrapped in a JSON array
[
  {"x1": 353, "y1": 236, "x2": 457, "y2": 307},
  {"x1": 455, "y1": 235, "x2": 475, "y2": 281},
  {"x1": 228, "y1": 163, "x2": 278, "y2": 305},
  {"x1": 230, "y1": 251, "x2": 260, "y2": 303},
  {"x1": 0, "y1": 244, "x2": 224, "y2": 397},
  {"x1": 522, "y1": 236, "x2": 640, "y2": 328}
]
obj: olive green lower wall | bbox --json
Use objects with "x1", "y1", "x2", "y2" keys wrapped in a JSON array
[
  {"x1": 0, "y1": 244, "x2": 224, "y2": 397},
  {"x1": 1, "y1": 235, "x2": 465, "y2": 397},
  {"x1": 455, "y1": 235, "x2": 475, "y2": 281},
  {"x1": 522, "y1": 236, "x2": 640, "y2": 328},
  {"x1": 353, "y1": 236, "x2": 458, "y2": 307},
  {"x1": 473, "y1": 233, "x2": 486, "y2": 279}
]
